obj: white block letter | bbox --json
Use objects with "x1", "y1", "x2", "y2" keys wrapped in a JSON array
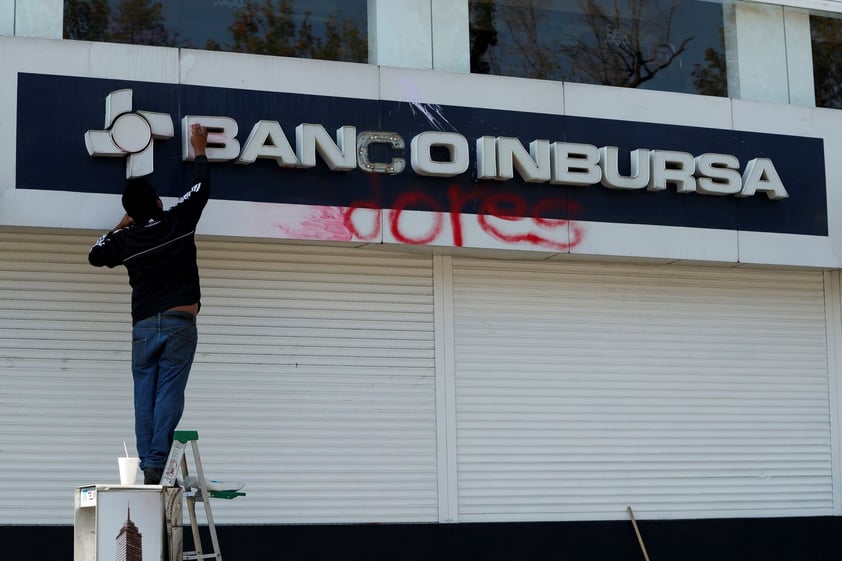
[
  {"x1": 237, "y1": 121, "x2": 299, "y2": 167},
  {"x1": 739, "y1": 158, "x2": 789, "y2": 199},
  {"x1": 410, "y1": 132, "x2": 469, "y2": 177},
  {"x1": 476, "y1": 136, "x2": 497, "y2": 180},
  {"x1": 357, "y1": 131, "x2": 405, "y2": 175},
  {"x1": 551, "y1": 142, "x2": 601, "y2": 186},
  {"x1": 296, "y1": 124, "x2": 357, "y2": 170},
  {"x1": 183, "y1": 116, "x2": 240, "y2": 161},
  {"x1": 649, "y1": 150, "x2": 696, "y2": 193},
  {"x1": 496, "y1": 137, "x2": 551, "y2": 183},
  {"x1": 694, "y1": 154, "x2": 742, "y2": 196},
  {"x1": 600, "y1": 146, "x2": 650, "y2": 190}
]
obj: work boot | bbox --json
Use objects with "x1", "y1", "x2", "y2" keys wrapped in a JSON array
[{"x1": 143, "y1": 467, "x2": 163, "y2": 485}]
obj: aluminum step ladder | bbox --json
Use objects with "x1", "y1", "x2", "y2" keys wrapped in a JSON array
[{"x1": 161, "y1": 430, "x2": 245, "y2": 561}]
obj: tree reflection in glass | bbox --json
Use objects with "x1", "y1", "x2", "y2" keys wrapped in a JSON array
[
  {"x1": 63, "y1": 0, "x2": 367, "y2": 63},
  {"x1": 811, "y1": 15, "x2": 842, "y2": 110},
  {"x1": 470, "y1": 0, "x2": 726, "y2": 97}
]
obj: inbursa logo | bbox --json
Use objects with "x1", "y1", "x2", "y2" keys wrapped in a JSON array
[{"x1": 84, "y1": 89, "x2": 174, "y2": 178}]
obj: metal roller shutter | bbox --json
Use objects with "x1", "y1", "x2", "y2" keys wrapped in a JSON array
[
  {"x1": 451, "y1": 258, "x2": 831, "y2": 521},
  {"x1": 0, "y1": 228, "x2": 437, "y2": 524}
]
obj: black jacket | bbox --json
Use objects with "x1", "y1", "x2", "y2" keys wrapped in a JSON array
[{"x1": 89, "y1": 156, "x2": 210, "y2": 323}]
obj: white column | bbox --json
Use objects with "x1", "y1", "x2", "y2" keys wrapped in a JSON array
[
  {"x1": 0, "y1": 0, "x2": 14, "y2": 36},
  {"x1": 368, "y1": 0, "x2": 433, "y2": 69},
  {"x1": 783, "y1": 7, "x2": 816, "y2": 107},
  {"x1": 724, "y1": 2, "x2": 788, "y2": 103},
  {"x1": 433, "y1": 254, "x2": 459, "y2": 522},
  {"x1": 14, "y1": 0, "x2": 62, "y2": 39},
  {"x1": 432, "y1": 0, "x2": 470, "y2": 73},
  {"x1": 724, "y1": 1, "x2": 815, "y2": 106},
  {"x1": 824, "y1": 270, "x2": 842, "y2": 515}
]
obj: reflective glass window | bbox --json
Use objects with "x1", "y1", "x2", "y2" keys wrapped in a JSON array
[
  {"x1": 811, "y1": 14, "x2": 842, "y2": 110},
  {"x1": 63, "y1": 0, "x2": 368, "y2": 63},
  {"x1": 470, "y1": 0, "x2": 726, "y2": 96}
]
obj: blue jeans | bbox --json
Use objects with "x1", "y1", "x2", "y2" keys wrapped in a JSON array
[{"x1": 131, "y1": 311, "x2": 198, "y2": 470}]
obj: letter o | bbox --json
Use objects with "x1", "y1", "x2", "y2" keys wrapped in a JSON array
[{"x1": 410, "y1": 132, "x2": 470, "y2": 177}]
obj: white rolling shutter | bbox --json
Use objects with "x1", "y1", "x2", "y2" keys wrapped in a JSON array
[
  {"x1": 0, "y1": 227, "x2": 834, "y2": 526},
  {"x1": 0, "y1": 229, "x2": 437, "y2": 524},
  {"x1": 0, "y1": 228, "x2": 136, "y2": 524},
  {"x1": 185, "y1": 238, "x2": 437, "y2": 523},
  {"x1": 450, "y1": 258, "x2": 832, "y2": 521}
]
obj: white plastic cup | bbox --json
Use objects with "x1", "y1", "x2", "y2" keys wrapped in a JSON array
[{"x1": 118, "y1": 456, "x2": 140, "y2": 485}]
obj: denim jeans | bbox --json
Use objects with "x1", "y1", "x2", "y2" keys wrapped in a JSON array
[{"x1": 131, "y1": 311, "x2": 198, "y2": 470}]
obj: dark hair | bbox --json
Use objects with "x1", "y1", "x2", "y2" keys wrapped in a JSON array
[{"x1": 122, "y1": 178, "x2": 161, "y2": 222}]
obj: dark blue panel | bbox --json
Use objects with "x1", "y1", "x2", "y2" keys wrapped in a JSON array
[
  {"x1": 178, "y1": 83, "x2": 382, "y2": 207},
  {"x1": 16, "y1": 73, "x2": 381, "y2": 207},
  {"x1": 15, "y1": 73, "x2": 827, "y2": 237},
  {"x1": 733, "y1": 130, "x2": 827, "y2": 236},
  {"x1": 16, "y1": 73, "x2": 180, "y2": 195},
  {"x1": 564, "y1": 116, "x2": 739, "y2": 231}
]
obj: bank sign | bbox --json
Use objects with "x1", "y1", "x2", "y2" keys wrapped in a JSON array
[{"x1": 16, "y1": 73, "x2": 827, "y2": 252}]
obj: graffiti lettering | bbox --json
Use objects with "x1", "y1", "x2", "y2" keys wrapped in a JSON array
[{"x1": 345, "y1": 187, "x2": 583, "y2": 251}]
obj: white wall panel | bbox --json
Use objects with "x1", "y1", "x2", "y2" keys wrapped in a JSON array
[
  {"x1": 732, "y1": 101, "x2": 842, "y2": 267},
  {"x1": 451, "y1": 258, "x2": 832, "y2": 521},
  {"x1": 0, "y1": 0, "x2": 13, "y2": 36},
  {"x1": 380, "y1": 65, "x2": 565, "y2": 115},
  {"x1": 13, "y1": 0, "x2": 61, "y2": 39},
  {"x1": 180, "y1": 48, "x2": 380, "y2": 99},
  {"x1": 432, "y1": 0, "x2": 470, "y2": 73},
  {"x1": 368, "y1": 0, "x2": 433, "y2": 70},
  {"x1": 569, "y1": 222, "x2": 738, "y2": 264},
  {"x1": 725, "y1": 2, "x2": 790, "y2": 103},
  {"x1": 563, "y1": 81, "x2": 733, "y2": 129},
  {"x1": 0, "y1": 229, "x2": 437, "y2": 524},
  {"x1": 745, "y1": 0, "x2": 842, "y2": 14}
]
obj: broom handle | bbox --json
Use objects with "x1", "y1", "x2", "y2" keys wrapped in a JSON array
[{"x1": 627, "y1": 506, "x2": 651, "y2": 561}]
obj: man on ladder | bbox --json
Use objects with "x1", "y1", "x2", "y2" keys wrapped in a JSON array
[{"x1": 89, "y1": 123, "x2": 211, "y2": 485}]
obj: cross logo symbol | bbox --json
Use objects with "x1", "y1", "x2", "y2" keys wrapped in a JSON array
[{"x1": 84, "y1": 89, "x2": 174, "y2": 178}]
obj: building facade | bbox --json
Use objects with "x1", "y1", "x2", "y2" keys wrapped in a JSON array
[{"x1": 2, "y1": 1, "x2": 842, "y2": 559}]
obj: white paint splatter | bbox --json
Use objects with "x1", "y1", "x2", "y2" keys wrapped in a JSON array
[
  {"x1": 399, "y1": 77, "x2": 456, "y2": 131},
  {"x1": 409, "y1": 101, "x2": 455, "y2": 132}
]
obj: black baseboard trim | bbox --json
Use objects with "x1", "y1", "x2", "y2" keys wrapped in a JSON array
[{"x1": 10, "y1": 516, "x2": 842, "y2": 561}]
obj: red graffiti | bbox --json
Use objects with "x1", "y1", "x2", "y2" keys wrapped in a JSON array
[
  {"x1": 347, "y1": 185, "x2": 584, "y2": 251},
  {"x1": 343, "y1": 199, "x2": 381, "y2": 240}
]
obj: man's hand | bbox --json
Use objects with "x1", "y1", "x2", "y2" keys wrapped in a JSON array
[
  {"x1": 191, "y1": 123, "x2": 208, "y2": 157},
  {"x1": 113, "y1": 213, "x2": 134, "y2": 231}
]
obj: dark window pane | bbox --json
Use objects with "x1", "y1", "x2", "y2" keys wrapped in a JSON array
[
  {"x1": 470, "y1": 0, "x2": 726, "y2": 97},
  {"x1": 811, "y1": 14, "x2": 842, "y2": 109},
  {"x1": 63, "y1": 0, "x2": 368, "y2": 63}
]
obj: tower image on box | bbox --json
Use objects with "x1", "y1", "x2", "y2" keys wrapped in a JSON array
[{"x1": 115, "y1": 506, "x2": 143, "y2": 561}]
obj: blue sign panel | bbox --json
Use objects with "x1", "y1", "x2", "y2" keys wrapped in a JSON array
[{"x1": 16, "y1": 73, "x2": 827, "y2": 236}]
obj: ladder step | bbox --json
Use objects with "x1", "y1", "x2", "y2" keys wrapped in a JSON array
[
  {"x1": 186, "y1": 489, "x2": 247, "y2": 500},
  {"x1": 183, "y1": 552, "x2": 221, "y2": 561},
  {"x1": 209, "y1": 490, "x2": 246, "y2": 500},
  {"x1": 173, "y1": 430, "x2": 199, "y2": 443}
]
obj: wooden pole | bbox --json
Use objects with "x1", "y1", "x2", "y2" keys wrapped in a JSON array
[{"x1": 627, "y1": 506, "x2": 651, "y2": 561}]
